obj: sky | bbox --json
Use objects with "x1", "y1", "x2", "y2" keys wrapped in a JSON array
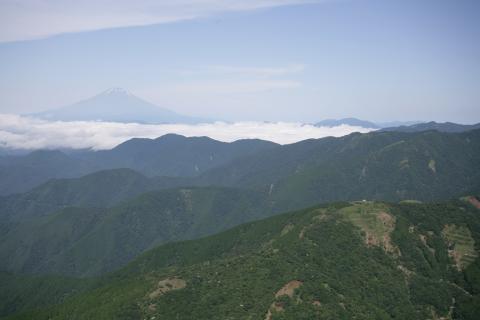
[{"x1": 0, "y1": 0, "x2": 479, "y2": 124}]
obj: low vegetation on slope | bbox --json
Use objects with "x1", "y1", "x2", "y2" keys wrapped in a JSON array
[
  {"x1": 443, "y1": 224, "x2": 478, "y2": 271},
  {"x1": 3, "y1": 198, "x2": 479, "y2": 319}
]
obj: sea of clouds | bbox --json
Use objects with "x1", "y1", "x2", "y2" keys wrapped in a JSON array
[{"x1": 0, "y1": 114, "x2": 375, "y2": 151}]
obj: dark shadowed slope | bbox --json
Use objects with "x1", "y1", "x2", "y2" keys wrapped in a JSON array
[
  {"x1": 0, "y1": 168, "x2": 161, "y2": 226},
  {"x1": 0, "y1": 187, "x2": 270, "y2": 277},
  {"x1": 0, "y1": 150, "x2": 91, "y2": 196}
]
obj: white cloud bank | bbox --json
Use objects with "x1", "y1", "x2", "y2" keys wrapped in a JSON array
[
  {"x1": 0, "y1": 114, "x2": 375, "y2": 150},
  {"x1": 0, "y1": 0, "x2": 317, "y2": 43}
]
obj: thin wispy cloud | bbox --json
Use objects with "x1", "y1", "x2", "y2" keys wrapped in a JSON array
[
  {"x1": 0, "y1": 0, "x2": 317, "y2": 43},
  {"x1": 139, "y1": 64, "x2": 305, "y2": 108},
  {"x1": 0, "y1": 114, "x2": 375, "y2": 150},
  {"x1": 204, "y1": 64, "x2": 306, "y2": 78},
  {"x1": 159, "y1": 79, "x2": 302, "y2": 95}
]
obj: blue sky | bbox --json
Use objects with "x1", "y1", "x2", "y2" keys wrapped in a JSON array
[{"x1": 1, "y1": 0, "x2": 479, "y2": 123}]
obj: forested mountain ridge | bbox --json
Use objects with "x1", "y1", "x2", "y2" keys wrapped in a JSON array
[
  {"x1": 0, "y1": 135, "x2": 277, "y2": 196},
  {"x1": 82, "y1": 134, "x2": 278, "y2": 177},
  {"x1": 0, "y1": 186, "x2": 271, "y2": 277},
  {"x1": 1, "y1": 129, "x2": 479, "y2": 201},
  {"x1": 381, "y1": 121, "x2": 480, "y2": 133},
  {"x1": 0, "y1": 169, "x2": 155, "y2": 225},
  {"x1": 1, "y1": 129, "x2": 479, "y2": 279},
  {"x1": 198, "y1": 129, "x2": 480, "y2": 211},
  {"x1": 0, "y1": 150, "x2": 92, "y2": 196},
  {"x1": 2, "y1": 198, "x2": 479, "y2": 319},
  {"x1": 3, "y1": 129, "x2": 479, "y2": 223}
]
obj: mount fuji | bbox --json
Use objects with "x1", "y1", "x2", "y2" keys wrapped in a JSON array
[{"x1": 32, "y1": 88, "x2": 207, "y2": 124}]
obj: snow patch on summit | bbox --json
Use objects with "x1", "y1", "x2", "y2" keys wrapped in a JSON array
[{"x1": 103, "y1": 87, "x2": 132, "y2": 96}]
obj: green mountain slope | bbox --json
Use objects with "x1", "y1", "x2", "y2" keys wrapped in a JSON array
[
  {"x1": 381, "y1": 121, "x2": 480, "y2": 133},
  {"x1": 0, "y1": 272, "x2": 94, "y2": 318},
  {"x1": 200, "y1": 129, "x2": 480, "y2": 211},
  {"x1": 2, "y1": 130, "x2": 479, "y2": 205},
  {"x1": 2, "y1": 130, "x2": 480, "y2": 279},
  {"x1": 87, "y1": 134, "x2": 279, "y2": 177},
  {"x1": 314, "y1": 117, "x2": 379, "y2": 128},
  {"x1": 4, "y1": 198, "x2": 480, "y2": 319},
  {"x1": 0, "y1": 168, "x2": 158, "y2": 226},
  {"x1": 0, "y1": 135, "x2": 277, "y2": 196},
  {"x1": 0, "y1": 187, "x2": 270, "y2": 277},
  {"x1": 0, "y1": 150, "x2": 91, "y2": 196}
]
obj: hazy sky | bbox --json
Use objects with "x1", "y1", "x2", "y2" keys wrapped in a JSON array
[{"x1": 1, "y1": 0, "x2": 479, "y2": 123}]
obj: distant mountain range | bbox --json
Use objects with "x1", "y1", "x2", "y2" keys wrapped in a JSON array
[
  {"x1": 31, "y1": 87, "x2": 207, "y2": 124},
  {"x1": 1, "y1": 126, "x2": 480, "y2": 319},
  {"x1": 0, "y1": 134, "x2": 277, "y2": 195},
  {"x1": 1, "y1": 129, "x2": 480, "y2": 200},
  {"x1": 25, "y1": 88, "x2": 478, "y2": 132},
  {"x1": 315, "y1": 118, "x2": 480, "y2": 133},
  {"x1": 1, "y1": 129, "x2": 479, "y2": 278},
  {"x1": 314, "y1": 118, "x2": 420, "y2": 129},
  {"x1": 381, "y1": 121, "x2": 480, "y2": 133},
  {"x1": 315, "y1": 118, "x2": 381, "y2": 128},
  {"x1": 198, "y1": 129, "x2": 480, "y2": 211},
  {"x1": 21, "y1": 89, "x2": 479, "y2": 137}
]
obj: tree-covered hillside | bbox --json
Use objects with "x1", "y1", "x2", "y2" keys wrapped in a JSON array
[
  {"x1": 200, "y1": 129, "x2": 480, "y2": 211},
  {"x1": 84, "y1": 134, "x2": 278, "y2": 177},
  {"x1": 3, "y1": 198, "x2": 479, "y2": 319},
  {"x1": 0, "y1": 135, "x2": 277, "y2": 196},
  {"x1": 0, "y1": 150, "x2": 92, "y2": 196},
  {"x1": 381, "y1": 121, "x2": 480, "y2": 133},
  {"x1": 3, "y1": 130, "x2": 480, "y2": 201},
  {"x1": 0, "y1": 187, "x2": 270, "y2": 277},
  {"x1": 0, "y1": 169, "x2": 158, "y2": 227},
  {"x1": 2, "y1": 130, "x2": 480, "y2": 279}
]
